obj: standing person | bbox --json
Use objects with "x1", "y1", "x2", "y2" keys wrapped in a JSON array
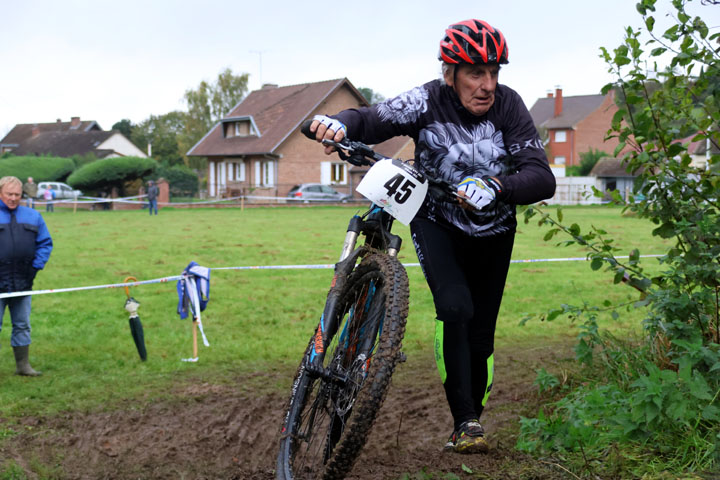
[
  {"x1": 0, "y1": 176, "x2": 53, "y2": 376},
  {"x1": 309, "y1": 19, "x2": 556, "y2": 454},
  {"x1": 147, "y1": 180, "x2": 159, "y2": 215},
  {"x1": 23, "y1": 177, "x2": 38, "y2": 209},
  {"x1": 43, "y1": 187, "x2": 54, "y2": 212}
]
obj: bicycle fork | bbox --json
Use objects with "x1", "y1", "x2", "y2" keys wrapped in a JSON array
[{"x1": 306, "y1": 211, "x2": 398, "y2": 381}]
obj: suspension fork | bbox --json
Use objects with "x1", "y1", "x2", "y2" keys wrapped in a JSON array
[{"x1": 307, "y1": 216, "x2": 365, "y2": 373}]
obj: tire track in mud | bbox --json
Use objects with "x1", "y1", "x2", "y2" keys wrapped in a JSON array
[{"x1": 2, "y1": 345, "x2": 569, "y2": 479}]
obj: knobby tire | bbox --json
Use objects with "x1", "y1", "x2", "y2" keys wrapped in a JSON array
[{"x1": 277, "y1": 253, "x2": 409, "y2": 480}]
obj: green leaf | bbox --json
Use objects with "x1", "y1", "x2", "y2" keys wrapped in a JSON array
[
  {"x1": 591, "y1": 257, "x2": 603, "y2": 271},
  {"x1": 462, "y1": 464, "x2": 473, "y2": 474},
  {"x1": 645, "y1": 16, "x2": 655, "y2": 31}
]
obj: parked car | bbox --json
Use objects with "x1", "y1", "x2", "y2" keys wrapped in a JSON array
[
  {"x1": 36, "y1": 182, "x2": 82, "y2": 200},
  {"x1": 287, "y1": 184, "x2": 351, "y2": 202}
]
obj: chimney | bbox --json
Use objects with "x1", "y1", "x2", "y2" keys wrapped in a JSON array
[
  {"x1": 56, "y1": 118, "x2": 62, "y2": 124},
  {"x1": 261, "y1": 83, "x2": 278, "y2": 89},
  {"x1": 546, "y1": 91, "x2": 554, "y2": 98},
  {"x1": 71, "y1": 116, "x2": 81, "y2": 128},
  {"x1": 554, "y1": 87, "x2": 563, "y2": 116},
  {"x1": 31, "y1": 124, "x2": 40, "y2": 137}
]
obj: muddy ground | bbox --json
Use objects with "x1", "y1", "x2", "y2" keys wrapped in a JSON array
[{"x1": 1, "y1": 344, "x2": 575, "y2": 479}]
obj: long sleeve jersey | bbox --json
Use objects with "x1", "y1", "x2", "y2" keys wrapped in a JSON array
[{"x1": 334, "y1": 79, "x2": 556, "y2": 237}]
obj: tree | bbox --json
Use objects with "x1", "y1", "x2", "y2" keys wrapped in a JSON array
[
  {"x1": 131, "y1": 112, "x2": 186, "y2": 167},
  {"x1": 111, "y1": 119, "x2": 134, "y2": 138},
  {"x1": 518, "y1": 0, "x2": 720, "y2": 475},
  {"x1": 357, "y1": 87, "x2": 385, "y2": 105},
  {"x1": 179, "y1": 68, "x2": 250, "y2": 169}
]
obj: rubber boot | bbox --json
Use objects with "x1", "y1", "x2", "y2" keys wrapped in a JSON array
[{"x1": 13, "y1": 345, "x2": 42, "y2": 376}]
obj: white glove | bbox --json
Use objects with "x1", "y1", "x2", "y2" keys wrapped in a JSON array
[
  {"x1": 458, "y1": 176, "x2": 503, "y2": 210},
  {"x1": 313, "y1": 115, "x2": 347, "y2": 136}
]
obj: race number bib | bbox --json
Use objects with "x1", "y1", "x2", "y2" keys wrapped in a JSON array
[{"x1": 356, "y1": 159, "x2": 428, "y2": 225}]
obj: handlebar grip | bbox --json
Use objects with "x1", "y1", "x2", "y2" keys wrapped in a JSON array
[{"x1": 300, "y1": 119, "x2": 315, "y2": 140}]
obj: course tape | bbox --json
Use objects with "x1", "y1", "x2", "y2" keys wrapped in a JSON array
[
  {"x1": 32, "y1": 193, "x2": 359, "y2": 207},
  {"x1": 0, "y1": 254, "x2": 663, "y2": 300}
]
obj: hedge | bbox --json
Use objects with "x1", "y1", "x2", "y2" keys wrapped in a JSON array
[
  {"x1": 0, "y1": 155, "x2": 76, "y2": 182},
  {"x1": 67, "y1": 156, "x2": 158, "y2": 191},
  {"x1": 155, "y1": 164, "x2": 199, "y2": 197}
]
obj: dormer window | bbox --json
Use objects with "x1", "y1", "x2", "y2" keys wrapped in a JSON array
[{"x1": 223, "y1": 116, "x2": 260, "y2": 138}]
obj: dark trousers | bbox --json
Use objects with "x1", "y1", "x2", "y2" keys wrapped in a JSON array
[{"x1": 410, "y1": 217, "x2": 515, "y2": 428}]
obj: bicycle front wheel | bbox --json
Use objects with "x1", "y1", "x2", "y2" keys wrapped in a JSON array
[{"x1": 277, "y1": 253, "x2": 409, "y2": 480}]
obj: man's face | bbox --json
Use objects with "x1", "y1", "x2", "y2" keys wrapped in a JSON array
[
  {"x1": 0, "y1": 182, "x2": 22, "y2": 210},
  {"x1": 444, "y1": 63, "x2": 499, "y2": 116}
]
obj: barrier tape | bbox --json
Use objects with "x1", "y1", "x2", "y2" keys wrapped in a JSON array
[
  {"x1": 0, "y1": 254, "x2": 663, "y2": 300},
  {"x1": 33, "y1": 193, "x2": 361, "y2": 207}
]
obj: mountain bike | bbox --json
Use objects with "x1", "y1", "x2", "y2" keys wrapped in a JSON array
[{"x1": 276, "y1": 122, "x2": 480, "y2": 480}]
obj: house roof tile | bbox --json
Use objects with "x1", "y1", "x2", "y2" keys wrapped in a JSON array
[
  {"x1": 1, "y1": 119, "x2": 101, "y2": 146},
  {"x1": 529, "y1": 94, "x2": 606, "y2": 130},
  {"x1": 187, "y1": 78, "x2": 368, "y2": 157},
  {"x1": 11, "y1": 130, "x2": 116, "y2": 157}
]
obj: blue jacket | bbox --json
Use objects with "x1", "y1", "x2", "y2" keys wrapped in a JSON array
[{"x1": 0, "y1": 200, "x2": 53, "y2": 293}]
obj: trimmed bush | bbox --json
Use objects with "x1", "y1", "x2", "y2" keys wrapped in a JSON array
[
  {"x1": 0, "y1": 155, "x2": 75, "y2": 182},
  {"x1": 155, "y1": 164, "x2": 199, "y2": 197},
  {"x1": 68, "y1": 156, "x2": 158, "y2": 193}
]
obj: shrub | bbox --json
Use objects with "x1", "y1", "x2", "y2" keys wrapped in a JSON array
[
  {"x1": 0, "y1": 155, "x2": 75, "y2": 182},
  {"x1": 67, "y1": 156, "x2": 157, "y2": 195},
  {"x1": 154, "y1": 164, "x2": 199, "y2": 197}
]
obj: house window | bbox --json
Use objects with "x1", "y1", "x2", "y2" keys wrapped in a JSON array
[
  {"x1": 229, "y1": 161, "x2": 245, "y2": 181},
  {"x1": 235, "y1": 121, "x2": 250, "y2": 137},
  {"x1": 321, "y1": 162, "x2": 347, "y2": 185},
  {"x1": 554, "y1": 156, "x2": 566, "y2": 165},
  {"x1": 254, "y1": 160, "x2": 275, "y2": 187},
  {"x1": 331, "y1": 163, "x2": 346, "y2": 184},
  {"x1": 554, "y1": 130, "x2": 567, "y2": 143}
]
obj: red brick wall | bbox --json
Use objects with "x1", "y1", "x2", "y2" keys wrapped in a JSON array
[
  {"x1": 276, "y1": 86, "x2": 366, "y2": 196},
  {"x1": 575, "y1": 93, "x2": 622, "y2": 159},
  {"x1": 548, "y1": 129, "x2": 575, "y2": 166}
]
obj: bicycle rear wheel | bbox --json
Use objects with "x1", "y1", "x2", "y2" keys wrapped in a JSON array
[{"x1": 277, "y1": 253, "x2": 409, "y2": 480}]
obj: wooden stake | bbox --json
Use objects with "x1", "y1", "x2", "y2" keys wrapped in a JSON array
[{"x1": 192, "y1": 320, "x2": 198, "y2": 359}]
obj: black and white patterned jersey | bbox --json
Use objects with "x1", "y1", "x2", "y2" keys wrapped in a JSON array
[{"x1": 333, "y1": 79, "x2": 556, "y2": 237}]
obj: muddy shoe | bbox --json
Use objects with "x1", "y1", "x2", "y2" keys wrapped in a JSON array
[{"x1": 444, "y1": 420, "x2": 489, "y2": 454}]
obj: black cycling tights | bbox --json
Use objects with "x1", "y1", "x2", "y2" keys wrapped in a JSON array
[{"x1": 411, "y1": 217, "x2": 515, "y2": 429}]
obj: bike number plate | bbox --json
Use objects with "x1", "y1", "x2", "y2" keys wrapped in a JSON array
[{"x1": 356, "y1": 159, "x2": 428, "y2": 225}]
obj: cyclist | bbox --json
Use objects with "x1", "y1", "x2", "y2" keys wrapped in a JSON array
[{"x1": 309, "y1": 19, "x2": 556, "y2": 454}]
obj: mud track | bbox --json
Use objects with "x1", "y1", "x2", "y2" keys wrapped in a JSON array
[{"x1": 1, "y1": 345, "x2": 573, "y2": 479}]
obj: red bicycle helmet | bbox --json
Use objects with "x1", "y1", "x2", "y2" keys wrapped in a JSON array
[{"x1": 439, "y1": 19, "x2": 509, "y2": 65}]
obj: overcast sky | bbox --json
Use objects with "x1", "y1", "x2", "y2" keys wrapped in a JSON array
[{"x1": 1, "y1": 0, "x2": 717, "y2": 138}]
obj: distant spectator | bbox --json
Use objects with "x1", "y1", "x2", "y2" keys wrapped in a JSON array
[
  {"x1": 147, "y1": 180, "x2": 159, "y2": 216},
  {"x1": 43, "y1": 188, "x2": 54, "y2": 212},
  {"x1": 23, "y1": 177, "x2": 37, "y2": 209}
]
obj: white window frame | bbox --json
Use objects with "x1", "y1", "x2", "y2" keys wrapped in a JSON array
[
  {"x1": 554, "y1": 156, "x2": 566, "y2": 165},
  {"x1": 554, "y1": 130, "x2": 567, "y2": 143}
]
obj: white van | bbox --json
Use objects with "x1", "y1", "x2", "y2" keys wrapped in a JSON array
[{"x1": 37, "y1": 182, "x2": 82, "y2": 200}]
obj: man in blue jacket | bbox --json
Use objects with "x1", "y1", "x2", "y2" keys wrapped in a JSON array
[{"x1": 0, "y1": 176, "x2": 53, "y2": 376}]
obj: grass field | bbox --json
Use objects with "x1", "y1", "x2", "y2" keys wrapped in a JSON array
[{"x1": 0, "y1": 204, "x2": 670, "y2": 421}]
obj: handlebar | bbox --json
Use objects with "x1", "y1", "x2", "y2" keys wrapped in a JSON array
[{"x1": 300, "y1": 119, "x2": 481, "y2": 211}]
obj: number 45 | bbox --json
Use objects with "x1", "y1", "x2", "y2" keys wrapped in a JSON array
[{"x1": 383, "y1": 174, "x2": 416, "y2": 204}]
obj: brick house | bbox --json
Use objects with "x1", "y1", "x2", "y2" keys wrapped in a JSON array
[
  {"x1": 0, "y1": 117, "x2": 146, "y2": 158},
  {"x1": 187, "y1": 78, "x2": 414, "y2": 200},
  {"x1": 529, "y1": 88, "x2": 622, "y2": 168}
]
